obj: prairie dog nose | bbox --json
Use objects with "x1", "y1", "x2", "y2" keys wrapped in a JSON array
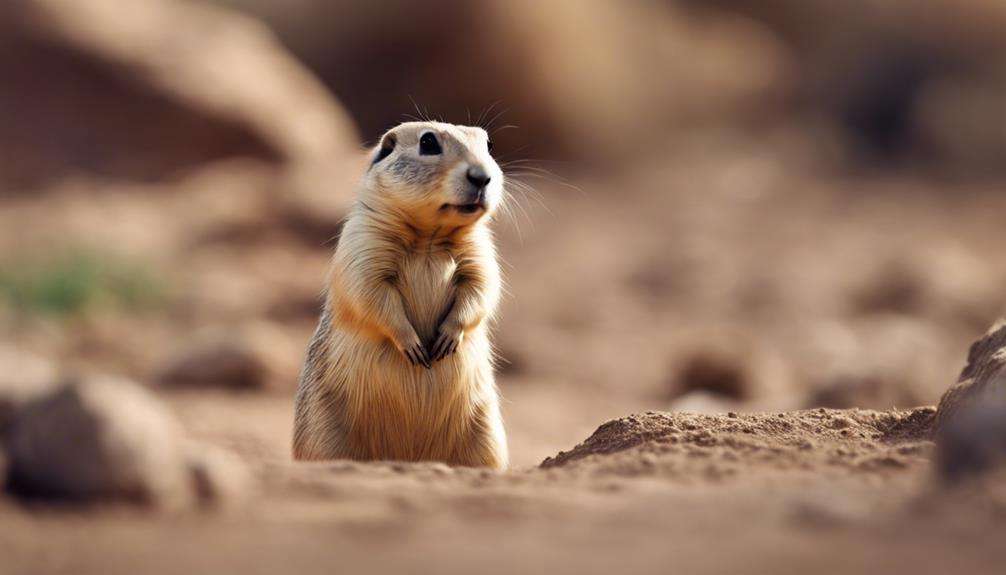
[{"x1": 466, "y1": 166, "x2": 491, "y2": 188}]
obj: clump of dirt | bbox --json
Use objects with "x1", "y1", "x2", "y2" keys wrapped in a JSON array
[{"x1": 541, "y1": 408, "x2": 936, "y2": 481}]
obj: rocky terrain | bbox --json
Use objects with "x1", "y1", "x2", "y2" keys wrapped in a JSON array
[{"x1": 2, "y1": 0, "x2": 1006, "y2": 573}]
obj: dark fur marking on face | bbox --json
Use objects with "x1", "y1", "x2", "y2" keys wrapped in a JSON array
[{"x1": 372, "y1": 133, "x2": 396, "y2": 166}]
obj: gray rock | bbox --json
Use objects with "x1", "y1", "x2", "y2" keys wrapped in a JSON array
[
  {"x1": 0, "y1": 347, "x2": 60, "y2": 435},
  {"x1": 932, "y1": 320, "x2": 1006, "y2": 482},
  {"x1": 158, "y1": 340, "x2": 269, "y2": 391},
  {"x1": 935, "y1": 320, "x2": 1006, "y2": 431},
  {"x1": 156, "y1": 325, "x2": 302, "y2": 391},
  {"x1": 667, "y1": 327, "x2": 794, "y2": 409},
  {"x1": 7, "y1": 375, "x2": 192, "y2": 507},
  {"x1": 185, "y1": 443, "x2": 251, "y2": 509},
  {"x1": 936, "y1": 402, "x2": 1006, "y2": 483}
]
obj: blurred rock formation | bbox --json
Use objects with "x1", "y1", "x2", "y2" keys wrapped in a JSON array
[
  {"x1": 1, "y1": 0, "x2": 360, "y2": 192},
  {"x1": 223, "y1": 0, "x2": 1006, "y2": 174},
  {"x1": 3, "y1": 372, "x2": 250, "y2": 508},
  {"x1": 222, "y1": 0, "x2": 790, "y2": 161}
]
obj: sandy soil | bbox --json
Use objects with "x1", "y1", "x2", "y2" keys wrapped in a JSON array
[
  {"x1": 3, "y1": 393, "x2": 1005, "y2": 575},
  {"x1": 6, "y1": 2, "x2": 1006, "y2": 571},
  {"x1": 2, "y1": 141, "x2": 1006, "y2": 573}
]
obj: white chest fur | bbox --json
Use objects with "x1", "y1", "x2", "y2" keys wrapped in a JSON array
[{"x1": 396, "y1": 249, "x2": 457, "y2": 346}]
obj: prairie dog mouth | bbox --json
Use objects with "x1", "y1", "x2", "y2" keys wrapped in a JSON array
[{"x1": 442, "y1": 202, "x2": 485, "y2": 214}]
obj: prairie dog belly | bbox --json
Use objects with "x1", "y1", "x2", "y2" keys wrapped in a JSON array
[
  {"x1": 397, "y1": 250, "x2": 457, "y2": 345},
  {"x1": 319, "y1": 251, "x2": 490, "y2": 463}
]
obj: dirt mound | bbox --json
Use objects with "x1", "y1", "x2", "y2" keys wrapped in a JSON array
[{"x1": 541, "y1": 408, "x2": 936, "y2": 480}]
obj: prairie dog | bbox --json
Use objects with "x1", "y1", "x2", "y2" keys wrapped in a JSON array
[{"x1": 293, "y1": 121, "x2": 508, "y2": 469}]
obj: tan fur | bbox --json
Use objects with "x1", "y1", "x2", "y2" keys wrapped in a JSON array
[{"x1": 293, "y1": 122, "x2": 508, "y2": 469}]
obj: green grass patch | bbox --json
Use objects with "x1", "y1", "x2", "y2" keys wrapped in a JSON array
[{"x1": 0, "y1": 251, "x2": 167, "y2": 317}]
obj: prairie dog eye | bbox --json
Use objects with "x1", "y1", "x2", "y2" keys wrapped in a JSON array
[
  {"x1": 419, "y1": 132, "x2": 442, "y2": 155},
  {"x1": 487, "y1": 138, "x2": 494, "y2": 153}
]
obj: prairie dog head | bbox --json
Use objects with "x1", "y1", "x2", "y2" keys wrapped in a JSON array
[{"x1": 363, "y1": 122, "x2": 503, "y2": 227}]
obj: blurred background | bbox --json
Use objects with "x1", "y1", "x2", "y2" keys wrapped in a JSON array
[{"x1": 2, "y1": 0, "x2": 1005, "y2": 468}]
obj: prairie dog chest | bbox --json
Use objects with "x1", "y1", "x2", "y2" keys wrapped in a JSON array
[{"x1": 396, "y1": 248, "x2": 457, "y2": 343}]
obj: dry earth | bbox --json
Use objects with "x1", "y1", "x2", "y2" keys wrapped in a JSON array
[
  {"x1": 3, "y1": 141, "x2": 1006, "y2": 574},
  {"x1": 3, "y1": 2, "x2": 1006, "y2": 571},
  {"x1": 3, "y1": 395, "x2": 1006, "y2": 574}
]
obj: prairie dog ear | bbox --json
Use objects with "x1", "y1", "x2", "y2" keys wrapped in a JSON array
[{"x1": 372, "y1": 132, "x2": 396, "y2": 165}]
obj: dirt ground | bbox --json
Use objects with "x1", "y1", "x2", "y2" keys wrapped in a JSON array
[
  {"x1": 5, "y1": 1, "x2": 1006, "y2": 572},
  {"x1": 3, "y1": 396, "x2": 1006, "y2": 575},
  {"x1": 3, "y1": 137, "x2": 1006, "y2": 573}
]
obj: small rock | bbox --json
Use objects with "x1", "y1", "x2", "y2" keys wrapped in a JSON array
[
  {"x1": 936, "y1": 403, "x2": 1006, "y2": 484},
  {"x1": 671, "y1": 347, "x2": 750, "y2": 400},
  {"x1": 7, "y1": 375, "x2": 191, "y2": 507},
  {"x1": 0, "y1": 347, "x2": 60, "y2": 434},
  {"x1": 185, "y1": 443, "x2": 251, "y2": 509},
  {"x1": 936, "y1": 320, "x2": 1006, "y2": 431},
  {"x1": 667, "y1": 327, "x2": 793, "y2": 408},
  {"x1": 831, "y1": 417, "x2": 853, "y2": 430},
  {"x1": 157, "y1": 324, "x2": 301, "y2": 391},
  {"x1": 159, "y1": 340, "x2": 268, "y2": 391}
]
